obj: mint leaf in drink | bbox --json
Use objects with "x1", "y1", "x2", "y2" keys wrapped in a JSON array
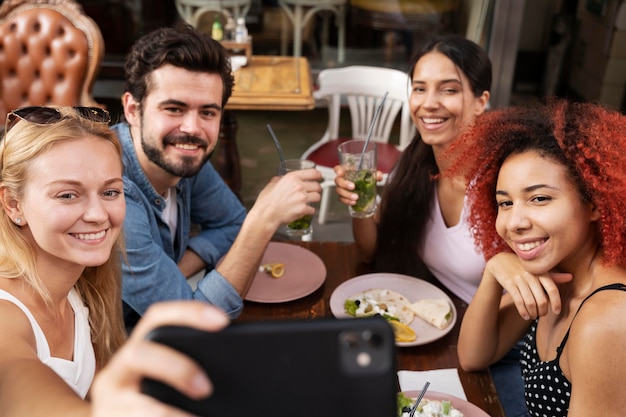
[{"x1": 351, "y1": 170, "x2": 376, "y2": 212}]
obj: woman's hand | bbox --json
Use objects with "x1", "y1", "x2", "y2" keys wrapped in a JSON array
[
  {"x1": 333, "y1": 165, "x2": 383, "y2": 206},
  {"x1": 486, "y1": 252, "x2": 572, "y2": 320},
  {"x1": 90, "y1": 302, "x2": 229, "y2": 417}
]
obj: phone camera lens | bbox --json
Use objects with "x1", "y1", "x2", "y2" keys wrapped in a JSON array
[
  {"x1": 356, "y1": 352, "x2": 372, "y2": 368},
  {"x1": 341, "y1": 331, "x2": 360, "y2": 349},
  {"x1": 362, "y1": 330, "x2": 384, "y2": 348}
]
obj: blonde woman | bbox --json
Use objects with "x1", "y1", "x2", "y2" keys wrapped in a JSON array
[{"x1": 0, "y1": 106, "x2": 228, "y2": 416}]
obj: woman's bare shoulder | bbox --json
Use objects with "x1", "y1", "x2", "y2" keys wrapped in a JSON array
[
  {"x1": 0, "y1": 299, "x2": 38, "y2": 357},
  {"x1": 566, "y1": 284, "x2": 626, "y2": 414},
  {"x1": 567, "y1": 284, "x2": 626, "y2": 359}
]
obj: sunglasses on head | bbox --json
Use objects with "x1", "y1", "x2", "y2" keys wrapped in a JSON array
[{"x1": 4, "y1": 106, "x2": 111, "y2": 135}]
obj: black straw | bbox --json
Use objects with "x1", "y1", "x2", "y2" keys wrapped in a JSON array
[{"x1": 266, "y1": 123, "x2": 286, "y2": 173}]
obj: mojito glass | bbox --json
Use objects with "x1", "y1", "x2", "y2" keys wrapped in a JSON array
[
  {"x1": 338, "y1": 140, "x2": 377, "y2": 218},
  {"x1": 280, "y1": 159, "x2": 315, "y2": 237}
]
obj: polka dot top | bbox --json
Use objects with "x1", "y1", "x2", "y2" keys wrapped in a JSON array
[
  {"x1": 520, "y1": 319, "x2": 570, "y2": 416},
  {"x1": 520, "y1": 283, "x2": 626, "y2": 417}
]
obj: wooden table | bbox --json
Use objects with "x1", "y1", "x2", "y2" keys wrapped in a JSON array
[
  {"x1": 238, "y1": 241, "x2": 505, "y2": 417},
  {"x1": 216, "y1": 56, "x2": 315, "y2": 195}
]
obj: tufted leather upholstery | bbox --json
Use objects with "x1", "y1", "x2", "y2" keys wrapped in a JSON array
[{"x1": 0, "y1": 0, "x2": 104, "y2": 122}]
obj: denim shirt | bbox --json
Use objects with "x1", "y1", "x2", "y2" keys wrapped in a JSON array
[{"x1": 113, "y1": 123, "x2": 247, "y2": 326}]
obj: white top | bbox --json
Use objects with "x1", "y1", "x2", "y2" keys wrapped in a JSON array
[
  {"x1": 161, "y1": 186, "x2": 179, "y2": 245},
  {"x1": 0, "y1": 288, "x2": 95, "y2": 398},
  {"x1": 418, "y1": 194, "x2": 485, "y2": 303}
]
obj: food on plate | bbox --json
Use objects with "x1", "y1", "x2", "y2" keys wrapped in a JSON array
[
  {"x1": 397, "y1": 392, "x2": 413, "y2": 417},
  {"x1": 344, "y1": 288, "x2": 414, "y2": 324},
  {"x1": 344, "y1": 288, "x2": 416, "y2": 343},
  {"x1": 259, "y1": 263, "x2": 285, "y2": 278},
  {"x1": 409, "y1": 299, "x2": 453, "y2": 329},
  {"x1": 388, "y1": 320, "x2": 417, "y2": 343},
  {"x1": 397, "y1": 392, "x2": 465, "y2": 417}
]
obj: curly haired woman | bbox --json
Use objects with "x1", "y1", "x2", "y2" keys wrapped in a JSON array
[{"x1": 452, "y1": 99, "x2": 626, "y2": 417}]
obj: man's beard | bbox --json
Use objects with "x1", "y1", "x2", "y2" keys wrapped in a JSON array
[{"x1": 141, "y1": 132, "x2": 211, "y2": 178}]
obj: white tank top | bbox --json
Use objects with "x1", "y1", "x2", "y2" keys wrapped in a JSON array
[
  {"x1": 419, "y1": 194, "x2": 485, "y2": 304},
  {"x1": 0, "y1": 288, "x2": 95, "y2": 398}
]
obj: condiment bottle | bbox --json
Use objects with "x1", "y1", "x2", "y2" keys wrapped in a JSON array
[
  {"x1": 235, "y1": 17, "x2": 248, "y2": 43},
  {"x1": 212, "y1": 16, "x2": 223, "y2": 41},
  {"x1": 225, "y1": 16, "x2": 236, "y2": 41}
]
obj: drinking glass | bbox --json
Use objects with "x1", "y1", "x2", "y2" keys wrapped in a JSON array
[
  {"x1": 338, "y1": 140, "x2": 377, "y2": 218},
  {"x1": 280, "y1": 159, "x2": 315, "y2": 237}
]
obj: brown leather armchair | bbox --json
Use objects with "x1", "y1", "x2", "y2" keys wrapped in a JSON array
[{"x1": 0, "y1": 0, "x2": 105, "y2": 123}]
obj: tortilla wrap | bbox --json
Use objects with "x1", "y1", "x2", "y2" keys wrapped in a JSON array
[
  {"x1": 408, "y1": 298, "x2": 453, "y2": 329},
  {"x1": 346, "y1": 288, "x2": 414, "y2": 324}
]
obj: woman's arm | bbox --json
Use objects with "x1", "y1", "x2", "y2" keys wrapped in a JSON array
[
  {"x1": 0, "y1": 359, "x2": 88, "y2": 417},
  {"x1": 351, "y1": 216, "x2": 379, "y2": 262},
  {"x1": 458, "y1": 255, "x2": 533, "y2": 371},
  {"x1": 458, "y1": 268, "x2": 514, "y2": 371},
  {"x1": 0, "y1": 301, "x2": 228, "y2": 417}
]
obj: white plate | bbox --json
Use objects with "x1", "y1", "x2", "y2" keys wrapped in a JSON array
[
  {"x1": 402, "y1": 390, "x2": 489, "y2": 417},
  {"x1": 244, "y1": 242, "x2": 326, "y2": 303},
  {"x1": 330, "y1": 273, "x2": 456, "y2": 347}
]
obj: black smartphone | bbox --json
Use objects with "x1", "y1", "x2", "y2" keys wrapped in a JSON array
[{"x1": 141, "y1": 316, "x2": 397, "y2": 417}]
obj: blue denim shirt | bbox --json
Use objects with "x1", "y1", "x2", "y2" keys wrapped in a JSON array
[{"x1": 113, "y1": 123, "x2": 247, "y2": 325}]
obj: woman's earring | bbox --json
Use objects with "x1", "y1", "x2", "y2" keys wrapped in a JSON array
[{"x1": 14, "y1": 218, "x2": 21, "y2": 225}]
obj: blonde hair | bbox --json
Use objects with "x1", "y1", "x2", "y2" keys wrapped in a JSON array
[{"x1": 0, "y1": 107, "x2": 126, "y2": 367}]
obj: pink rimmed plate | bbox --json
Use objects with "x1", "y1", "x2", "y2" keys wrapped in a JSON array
[
  {"x1": 402, "y1": 390, "x2": 489, "y2": 417},
  {"x1": 244, "y1": 242, "x2": 326, "y2": 303}
]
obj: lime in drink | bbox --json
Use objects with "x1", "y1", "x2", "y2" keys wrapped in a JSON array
[
  {"x1": 287, "y1": 214, "x2": 312, "y2": 232},
  {"x1": 280, "y1": 159, "x2": 315, "y2": 237},
  {"x1": 345, "y1": 170, "x2": 376, "y2": 214},
  {"x1": 338, "y1": 139, "x2": 378, "y2": 218}
]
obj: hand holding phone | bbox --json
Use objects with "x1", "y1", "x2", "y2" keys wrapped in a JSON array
[{"x1": 141, "y1": 317, "x2": 397, "y2": 417}]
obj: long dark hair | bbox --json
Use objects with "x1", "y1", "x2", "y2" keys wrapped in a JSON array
[{"x1": 374, "y1": 34, "x2": 492, "y2": 278}]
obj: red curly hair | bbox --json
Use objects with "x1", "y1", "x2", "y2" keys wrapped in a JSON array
[{"x1": 446, "y1": 98, "x2": 626, "y2": 265}]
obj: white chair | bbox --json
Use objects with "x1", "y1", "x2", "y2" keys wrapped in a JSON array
[
  {"x1": 302, "y1": 65, "x2": 415, "y2": 224},
  {"x1": 277, "y1": 0, "x2": 347, "y2": 63},
  {"x1": 175, "y1": 0, "x2": 251, "y2": 27}
]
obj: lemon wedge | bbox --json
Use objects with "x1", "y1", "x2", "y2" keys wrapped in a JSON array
[
  {"x1": 269, "y1": 263, "x2": 285, "y2": 278},
  {"x1": 389, "y1": 320, "x2": 417, "y2": 343},
  {"x1": 260, "y1": 263, "x2": 285, "y2": 278}
]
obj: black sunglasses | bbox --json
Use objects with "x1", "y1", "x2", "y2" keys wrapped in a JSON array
[{"x1": 4, "y1": 106, "x2": 111, "y2": 135}]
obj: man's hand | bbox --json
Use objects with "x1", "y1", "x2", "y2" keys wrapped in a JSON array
[{"x1": 251, "y1": 168, "x2": 322, "y2": 230}]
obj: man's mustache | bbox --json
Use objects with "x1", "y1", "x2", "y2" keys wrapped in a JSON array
[{"x1": 163, "y1": 134, "x2": 207, "y2": 148}]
